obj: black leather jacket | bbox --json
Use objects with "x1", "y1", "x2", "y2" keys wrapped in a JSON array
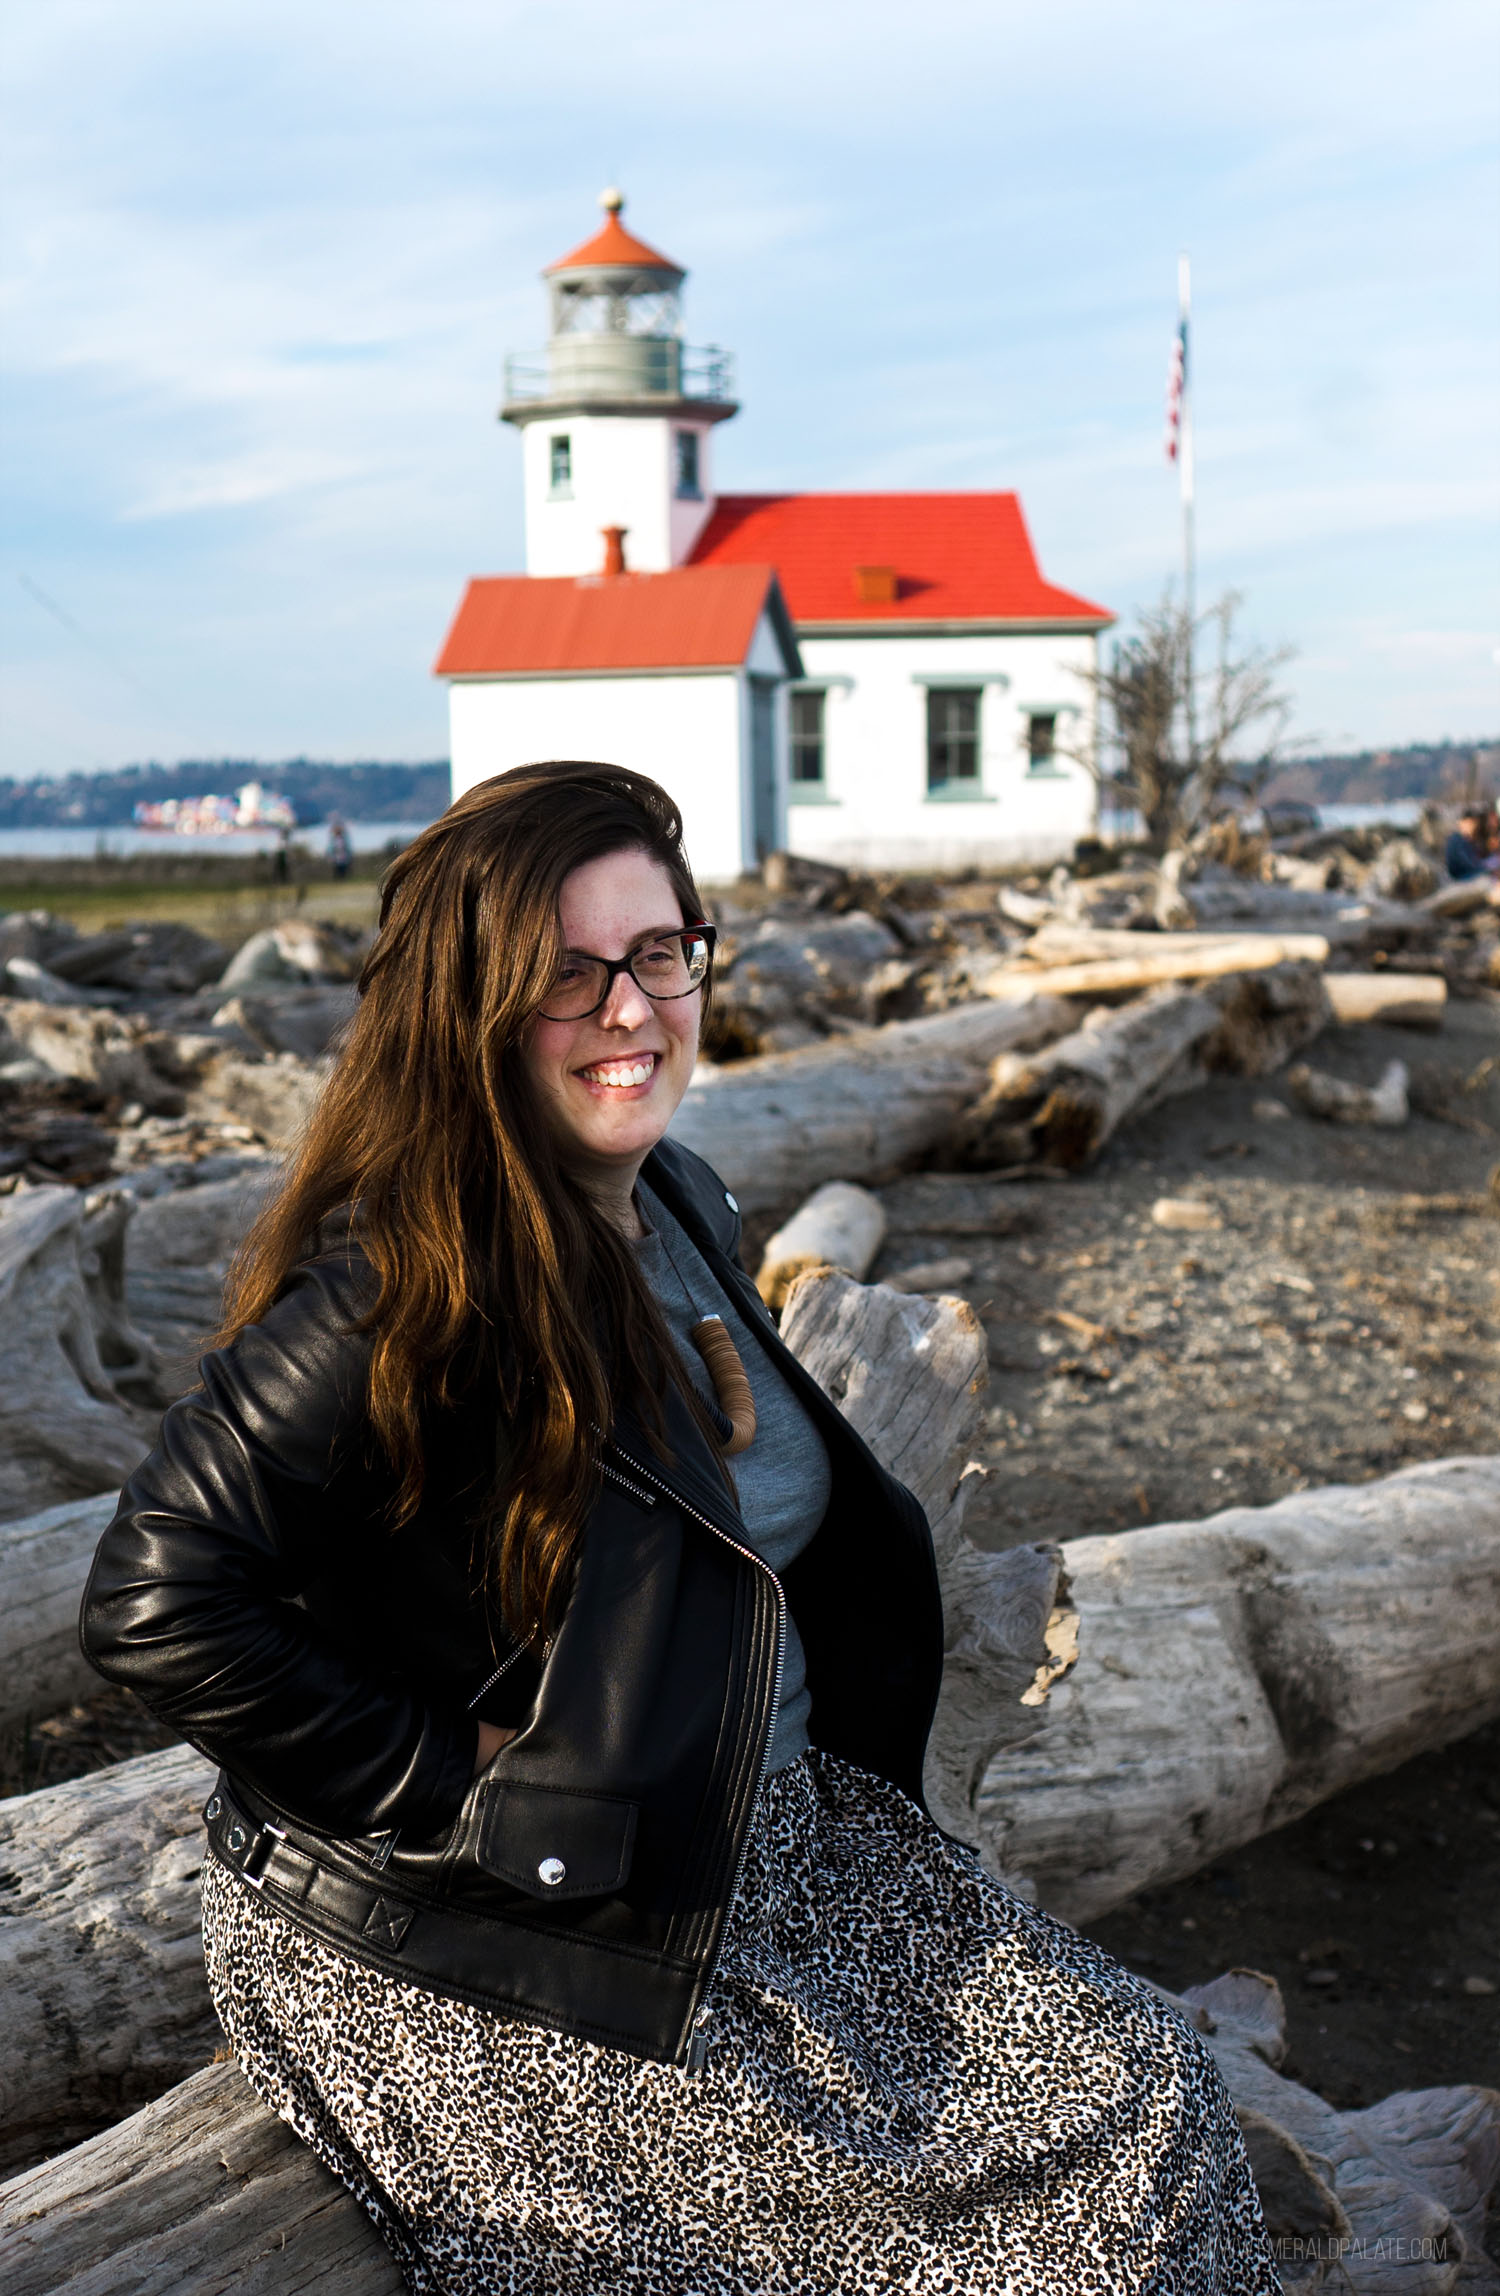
[{"x1": 80, "y1": 1139, "x2": 944, "y2": 2068}]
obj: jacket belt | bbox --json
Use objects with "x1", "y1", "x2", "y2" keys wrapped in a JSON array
[
  {"x1": 203, "y1": 1777, "x2": 417, "y2": 1951},
  {"x1": 201, "y1": 1773, "x2": 699, "y2": 2060}
]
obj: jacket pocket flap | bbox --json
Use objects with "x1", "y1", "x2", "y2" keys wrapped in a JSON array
[{"x1": 475, "y1": 1782, "x2": 638, "y2": 1901}]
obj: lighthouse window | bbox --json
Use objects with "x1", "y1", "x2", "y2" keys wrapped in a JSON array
[
  {"x1": 926, "y1": 689, "x2": 981, "y2": 791},
  {"x1": 549, "y1": 434, "x2": 572, "y2": 496},
  {"x1": 790, "y1": 689, "x2": 826, "y2": 785},
  {"x1": 674, "y1": 430, "x2": 702, "y2": 500}
]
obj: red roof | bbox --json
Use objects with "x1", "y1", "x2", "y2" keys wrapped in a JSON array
[
  {"x1": 545, "y1": 209, "x2": 682, "y2": 277},
  {"x1": 690, "y1": 492, "x2": 1111, "y2": 626},
  {"x1": 434, "y1": 564, "x2": 795, "y2": 676}
]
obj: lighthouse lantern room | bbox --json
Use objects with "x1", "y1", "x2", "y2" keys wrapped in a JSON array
[{"x1": 501, "y1": 190, "x2": 738, "y2": 579}]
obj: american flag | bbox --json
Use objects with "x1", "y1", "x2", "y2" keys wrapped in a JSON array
[{"x1": 1164, "y1": 318, "x2": 1187, "y2": 462}]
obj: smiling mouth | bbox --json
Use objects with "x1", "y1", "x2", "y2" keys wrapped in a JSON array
[{"x1": 577, "y1": 1053, "x2": 659, "y2": 1089}]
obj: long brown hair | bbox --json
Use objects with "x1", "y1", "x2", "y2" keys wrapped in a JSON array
[{"x1": 216, "y1": 761, "x2": 719, "y2": 1643}]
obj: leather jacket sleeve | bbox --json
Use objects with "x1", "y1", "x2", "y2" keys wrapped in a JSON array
[{"x1": 78, "y1": 1255, "x2": 478, "y2": 1840}]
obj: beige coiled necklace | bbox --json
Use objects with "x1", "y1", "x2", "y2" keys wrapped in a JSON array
[{"x1": 646, "y1": 1205, "x2": 757, "y2": 1457}]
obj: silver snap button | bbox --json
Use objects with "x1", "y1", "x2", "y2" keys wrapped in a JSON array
[
  {"x1": 226, "y1": 1821, "x2": 247, "y2": 1855},
  {"x1": 724, "y1": 1190, "x2": 738, "y2": 1213},
  {"x1": 537, "y1": 1856, "x2": 567, "y2": 1888},
  {"x1": 204, "y1": 1795, "x2": 222, "y2": 1821}
]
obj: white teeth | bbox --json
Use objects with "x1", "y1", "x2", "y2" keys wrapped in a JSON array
[{"x1": 582, "y1": 1056, "x2": 655, "y2": 1088}]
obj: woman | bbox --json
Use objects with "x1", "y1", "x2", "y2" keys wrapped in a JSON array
[{"x1": 82, "y1": 762, "x2": 1277, "y2": 2294}]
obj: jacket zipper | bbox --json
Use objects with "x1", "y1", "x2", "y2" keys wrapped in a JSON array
[
  {"x1": 599, "y1": 1446, "x2": 785, "y2": 2075},
  {"x1": 466, "y1": 1640, "x2": 529, "y2": 1712}
]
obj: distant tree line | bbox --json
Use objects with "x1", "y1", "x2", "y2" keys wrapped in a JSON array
[
  {"x1": 1260, "y1": 739, "x2": 1499, "y2": 810},
  {"x1": 0, "y1": 760, "x2": 451, "y2": 830}
]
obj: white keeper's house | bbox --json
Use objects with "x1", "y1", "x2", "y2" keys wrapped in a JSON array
[{"x1": 437, "y1": 192, "x2": 1113, "y2": 883}]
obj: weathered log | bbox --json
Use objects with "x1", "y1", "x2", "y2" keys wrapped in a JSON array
[
  {"x1": 951, "y1": 982, "x2": 1224, "y2": 1169},
  {"x1": 965, "y1": 1456, "x2": 1500, "y2": 1921},
  {"x1": 756, "y1": 1181, "x2": 886, "y2": 1308},
  {"x1": 0, "y1": 1003, "x2": 182, "y2": 1115},
  {"x1": 1023, "y1": 923, "x2": 1334, "y2": 966},
  {"x1": 0, "y1": 2059, "x2": 403, "y2": 2295},
  {"x1": 1324, "y1": 971, "x2": 1447, "y2": 1027},
  {"x1": 1288, "y1": 1057, "x2": 1410, "y2": 1126},
  {"x1": 126, "y1": 1168, "x2": 279, "y2": 1272},
  {"x1": 0, "y1": 1189, "x2": 157, "y2": 1518},
  {"x1": 1420, "y1": 876, "x2": 1498, "y2": 920},
  {"x1": 881, "y1": 1255, "x2": 974, "y2": 1294},
  {"x1": 778, "y1": 1268, "x2": 1074, "y2": 1854},
  {"x1": 976, "y1": 933, "x2": 1333, "y2": 1000},
  {"x1": 672, "y1": 994, "x2": 1076, "y2": 1213},
  {"x1": 0, "y1": 1745, "x2": 218, "y2": 2176},
  {"x1": 1199, "y1": 958, "x2": 1333, "y2": 1076},
  {"x1": 952, "y1": 963, "x2": 1331, "y2": 1171},
  {"x1": 1168, "y1": 1969, "x2": 1500, "y2": 2294},
  {"x1": 0, "y1": 1494, "x2": 117, "y2": 1732}
]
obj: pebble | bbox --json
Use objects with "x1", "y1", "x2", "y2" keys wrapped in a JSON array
[{"x1": 1462, "y1": 1975, "x2": 1496, "y2": 1996}]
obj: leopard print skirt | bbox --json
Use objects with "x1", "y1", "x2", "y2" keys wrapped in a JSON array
[{"x1": 202, "y1": 1750, "x2": 1278, "y2": 2294}]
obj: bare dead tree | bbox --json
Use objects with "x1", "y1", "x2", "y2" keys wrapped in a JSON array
[{"x1": 1071, "y1": 592, "x2": 1296, "y2": 853}]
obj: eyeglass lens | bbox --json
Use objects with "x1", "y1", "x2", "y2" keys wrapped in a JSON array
[{"x1": 541, "y1": 931, "x2": 712, "y2": 1021}]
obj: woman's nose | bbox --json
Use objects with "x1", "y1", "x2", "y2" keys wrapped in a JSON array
[{"x1": 599, "y1": 966, "x2": 653, "y2": 1028}]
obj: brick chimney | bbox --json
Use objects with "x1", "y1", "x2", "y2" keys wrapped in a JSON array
[{"x1": 601, "y1": 525, "x2": 628, "y2": 577}]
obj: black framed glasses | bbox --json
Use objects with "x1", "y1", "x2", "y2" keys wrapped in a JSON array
[{"x1": 538, "y1": 922, "x2": 717, "y2": 1022}]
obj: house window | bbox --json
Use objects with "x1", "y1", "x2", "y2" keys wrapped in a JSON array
[
  {"x1": 549, "y1": 434, "x2": 572, "y2": 495},
  {"x1": 674, "y1": 429, "x2": 701, "y2": 499},
  {"x1": 1027, "y1": 712, "x2": 1058, "y2": 771},
  {"x1": 926, "y1": 688, "x2": 981, "y2": 791},
  {"x1": 790, "y1": 689, "x2": 826, "y2": 785}
]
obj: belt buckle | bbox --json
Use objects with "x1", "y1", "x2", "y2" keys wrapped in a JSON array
[{"x1": 241, "y1": 1819, "x2": 287, "y2": 1890}]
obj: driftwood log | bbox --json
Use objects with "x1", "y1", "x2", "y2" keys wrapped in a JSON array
[
  {"x1": 0, "y1": 1745, "x2": 217, "y2": 2177},
  {"x1": 1323, "y1": 972, "x2": 1447, "y2": 1027},
  {"x1": 1021, "y1": 923, "x2": 1334, "y2": 967},
  {"x1": 0, "y1": 2060, "x2": 404, "y2": 2295},
  {"x1": 952, "y1": 963, "x2": 1331, "y2": 1170},
  {"x1": 756, "y1": 1181, "x2": 886, "y2": 1309},
  {"x1": 673, "y1": 994, "x2": 1075, "y2": 1213},
  {"x1": 0, "y1": 1494, "x2": 117, "y2": 1733},
  {"x1": 976, "y1": 933, "x2": 1333, "y2": 1001},
  {"x1": 0, "y1": 1189, "x2": 158, "y2": 1518},
  {"x1": 1288, "y1": 1058, "x2": 1411, "y2": 1127},
  {"x1": 966, "y1": 1456, "x2": 1500, "y2": 1922},
  {"x1": 1170, "y1": 1969, "x2": 1500, "y2": 2294}
]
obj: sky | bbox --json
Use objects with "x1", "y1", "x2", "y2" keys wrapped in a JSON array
[{"x1": 2, "y1": 0, "x2": 1497, "y2": 780}]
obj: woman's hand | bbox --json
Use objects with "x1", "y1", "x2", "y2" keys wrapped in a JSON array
[{"x1": 473, "y1": 1719, "x2": 517, "y2": 1774}]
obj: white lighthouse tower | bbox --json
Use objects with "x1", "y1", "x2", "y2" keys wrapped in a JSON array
[{"x1": 502, "y1": 190, "x2": 739, "y2": 579}]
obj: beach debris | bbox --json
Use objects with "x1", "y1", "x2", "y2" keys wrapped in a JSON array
[{"x1": 1287, "y1": 1058, "x2": 1410, "y2": 1127}]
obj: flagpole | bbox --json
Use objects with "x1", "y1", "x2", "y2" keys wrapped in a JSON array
[{"x1": 1178, "y1": 251, "x2": 1196, "y2": 775}]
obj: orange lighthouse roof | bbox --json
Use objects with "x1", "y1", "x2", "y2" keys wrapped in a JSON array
[{"x1": 544, "y1": 189, "x2": 683, "y2": 277}]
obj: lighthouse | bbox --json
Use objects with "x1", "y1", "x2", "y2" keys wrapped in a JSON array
[
  {"x1": 438, "y1": 192, "x2": 1112, "y2": 879},
  {"x1": 501, "y1": 190, "x2": 738, "y2": 579}
]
